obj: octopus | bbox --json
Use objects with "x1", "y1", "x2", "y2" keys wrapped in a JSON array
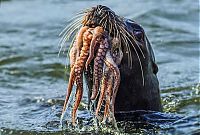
[{"x1": 61, "y1": 26, "x2": 122, "y2": 125}]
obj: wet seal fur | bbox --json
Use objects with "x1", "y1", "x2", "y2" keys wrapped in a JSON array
[
  {"x1": 115, "y1": 20, "x2": 162, "y2": 113},
  {"x1": 60, "y1": 5, "x2": 162, "y2": 120}
]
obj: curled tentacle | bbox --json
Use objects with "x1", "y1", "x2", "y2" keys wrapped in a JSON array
[
  {"x1": 69, "y1": 26, "x2": 89, "y2": 69},
  {"x1": 85, "y1": 26, "x2": 104, "y2": 70},
  {"x1": 76, "y1": 26, "x2": 89, "y2": 57}
]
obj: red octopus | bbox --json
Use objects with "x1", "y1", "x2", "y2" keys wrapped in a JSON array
[{"x1": 61, "y1": 26, "x2": 122, "y2": 125}]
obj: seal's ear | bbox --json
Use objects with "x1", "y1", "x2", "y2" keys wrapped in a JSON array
[
  {"x1": 143, "y1": 34, "x2": 158, "y2": 75},
  {"x1": 152, "y1": 61, "x2": 158, "y2": 74}
]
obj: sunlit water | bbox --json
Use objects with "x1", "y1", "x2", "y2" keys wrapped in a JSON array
[{"x1": 0, "y1": 0, "x2": 199, "y2": 134}]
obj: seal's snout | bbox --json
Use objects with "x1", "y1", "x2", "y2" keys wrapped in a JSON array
[{"x1": 84, "y1": 5, "x2": 115, "y2": 28}]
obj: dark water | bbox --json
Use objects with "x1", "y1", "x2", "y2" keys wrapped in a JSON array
[{"x1": 0, "y1": 0, "x2": 199, "y2": 134}]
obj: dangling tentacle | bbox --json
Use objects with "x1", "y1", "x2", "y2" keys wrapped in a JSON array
[
  {"x1": 104, "y1": 50, "x2": 121, "y2": 114},
  {"x1": 103, "y1": 75, "x2": 113, "y2": 122},
  {"x1": 62, "y1": 28, "x2": 93, "y2": 123},
  {"x1": 90, "y1": 38, "x2": 110, "y2": 100},
  {"x1": 62, "y1": 67, "x2": 75, "y2": 114},
  {"x1": 72, "y1": 82, "x2": 83, "y2": 125},
  {"x1": 70, "y1": 30, "x2": 93, "y2": 124},
  {"x1": 95, "y1": 68, "x2": 109, "y2": 116}
]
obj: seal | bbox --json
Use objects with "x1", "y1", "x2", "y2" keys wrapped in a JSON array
[
  {"x1": 60, "y1": 5, "x2": 162, "y2": 123},
  {"x1": 79, "y1": 5, "x2": 162, "y2": 113}
]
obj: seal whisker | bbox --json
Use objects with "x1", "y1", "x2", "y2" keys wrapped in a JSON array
[
  {"x1": 119, "y1": 31, "x2": 132, "y2": 67},
  {"x1": 66, "y1": 34, "x2": 77, "y2": 64},
  {"x1": 58, "y1": 24, "x2": 82, "y2": 56},
  {"x1": 120, "y1": 26, "x2": 146, "y2": 59},
  {"x1": 99, "y1": 6, "x2": 106, "y2": 13},
  {"x1": 113, "y1": 19, "x2": 118, "y2": 39},
  {"x1": 99, "y1": 13, "x2": 105, "y2": 18},
  {"x1": 62, "y1": 26, "x2": 80, "y2": 54},
  {"x1": 61, "y1": 17, "x2": 82, "y2": 34},
  {"x1": 65, "y1": 23, "x2": 82, "y2": 41},
  {"x1": 58, "y1": 29, "x2": 79, "y2": 56},
  {"x1": 59, "y1": 15, "x2": 83, "y2": 36},
  {"x1": 101, "y1": 14, "x2": 107, "y2": 29},
  {"x1": 76, "y1": 9, "x2": 90, "y2": 15},
  {"x1": 121, "y1": 28, "x2": 145, "y2": 86},
  {"x1": 60, "y1": 19, "x2": 82, "y2": 41},
  {"x1": 59, "y1": 22, "x2": 81, "y2": 51},
  {"x1": 108, "y1": 12, "x2": 113, "y2": 37},
  {"x1": 119, "y1": 26, "x2": 134, "y2": 67},
  {"x1": 96, "y1": 5, "x2": 100, "y2": 12},
  {"x1": 102, "y1": 16, "x2": 108, "y2": 29},
  {"x1": 60, "y1": 17, "x2": 82, "y2": 38},
  {"x1": 59, "y1": 18, "x2": 82, "y2": 46},
  {"x1": 120, "y1": 24, "x2": 145, "y2": 60},
  {"x1": 119, "y1": 25, "x2": 136, "y2": 62},
  {"x1": 115, "y1": 21, "x2": 121, "y2": 43},
  {"x1": 99, "y1": 14, "x2": 107, "y2": 25}
]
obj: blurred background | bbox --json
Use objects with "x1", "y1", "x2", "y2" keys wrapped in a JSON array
[{"x1": 0, "y1": 0, "x2": 199, "y2": 134}]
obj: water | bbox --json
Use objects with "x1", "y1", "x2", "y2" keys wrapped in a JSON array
[{"x1": 0, "y1": 0, "x2": 199, "y2": 134}]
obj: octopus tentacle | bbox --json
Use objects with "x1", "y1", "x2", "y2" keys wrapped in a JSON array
[
  {"x1": 69, "y1": 40, "x2": 77, "y2": 68},
  {"x1": 95, "y1": 68, "x2": 109, "y2": 116},
  {"x1": 90, "y1": 38, "x2": 110, "y2": 100},
  {"x1": 103, "y1": 75, "x2": 113, "y2": 122},
  {"x1": 62, "y1": 67, "x2": 75, "y2": 114},
  {"x1": 76, "y1": 26, "x2": 89, "y2": 57},
  {"x1": 62, "y1": 29, "x2": 93, "y2": 124},
  {"x1": 94, "y1": 41, "x2": 122, "y2": 122},
  {"x1": 93, "y1": 49, "x2": 121, "y2": 123},
  {"x1": 70, "y1": 30, "x2": 92, "y2": 124},
  {"x1": 104, "y1": 50, "x2": 121, "y2": 114},
  {"x1": 85, "y1": 26, "x2": 104, "y2": 70},
  {"x1": 72, "y1": 84, "x2": 83, "y2": 125},
  {"x1": 69, "y1": 26, "x2": 89, "y2": 69}
]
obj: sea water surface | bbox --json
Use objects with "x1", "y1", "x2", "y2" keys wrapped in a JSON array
[{"x1": 0, "y1": 0, "x2": 199, "y2": 134}]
